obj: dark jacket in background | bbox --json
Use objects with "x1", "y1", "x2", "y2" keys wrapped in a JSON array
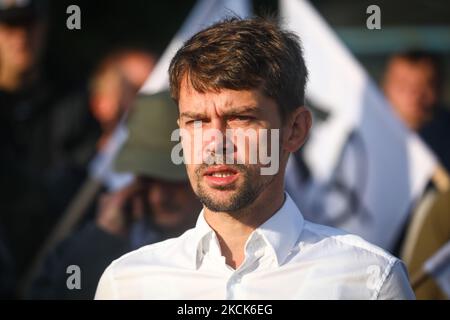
[
  {"x1": 30, "y1": 219, "x2": 165, "y2": 299},
  {"x1": 0, "y1": 84, "x2": 100, "y2": 296},
  {"x1": 420, "y1": 106, "x2": 450, "y2": 172},
  {"x1": 30, "y1": 223, "x2": 130, "y2": 299},
  {"x1": 0, "y1": 81, "x2": 56, "y2": 280}
]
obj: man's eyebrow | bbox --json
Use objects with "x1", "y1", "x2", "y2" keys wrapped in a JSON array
[
  {"x1": 179, "y1": 106, "x2": 259, "y2": 119},
  {"x1": 224, "y1": 105, "x2": 259, "y2": 115},
  {"x1": 179, "y1": 111, "x2": 206, "y2": 119}
]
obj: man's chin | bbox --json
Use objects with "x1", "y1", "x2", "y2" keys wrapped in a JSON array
[
  {"x1": 201, "y1": 199, "x2": 241, "y2": 213},
  {"x1": 196, "y1": 186, "x2": 255, "y2": 213},
  {"x1": 200, "y1": 186, "x2": 238, "y2": 201}
]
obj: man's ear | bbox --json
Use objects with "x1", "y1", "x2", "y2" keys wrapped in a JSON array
[{"x1": 283, "y1": 106, "x2": 312, "y2": 152}]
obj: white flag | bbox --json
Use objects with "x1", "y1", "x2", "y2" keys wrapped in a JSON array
[
  {"x1": 140, "y1": 0, "x2": 252, "y2": 94},
  {"x1": 282, "y1": 0, "x2": 437, "y2": 251}
]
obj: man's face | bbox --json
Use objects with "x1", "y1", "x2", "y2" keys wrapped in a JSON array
[
  {"x1": 383, "y1": 58, "x2": 438, "y2": 130},
  {"x1": 90, "y1": 68, "x2": 129, "y2": 131},
  {"x1": 0, "y1": 20, "x2": 45, "y2": 76},
  {"x1": 178, "y1": 78, "x2": 286, "y2": 213}
]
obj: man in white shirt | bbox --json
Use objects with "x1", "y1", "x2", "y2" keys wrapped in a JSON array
[{"x1": 95, "y1": 17, "x2": 415, "y2": 300}]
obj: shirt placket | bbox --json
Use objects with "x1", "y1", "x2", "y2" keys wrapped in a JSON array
[{"x1": 226, "y1": 236, "x2": 266, "y2": 300}]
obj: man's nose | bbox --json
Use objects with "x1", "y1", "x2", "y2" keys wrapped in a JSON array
[
  {"x1": 210, "y1": 117, "x2": 227, "y2": 133},
  {"x1": 203, "y1": 118, "x2": 234, "y2": 159}
]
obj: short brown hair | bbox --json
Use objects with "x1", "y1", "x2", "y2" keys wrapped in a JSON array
[{"x1": 169, "y1": 17, "x2": 308, "y2": 119}]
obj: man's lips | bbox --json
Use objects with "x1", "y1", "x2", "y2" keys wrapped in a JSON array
[{"x1": 202, "y1": 165, "x2": 239, "y2": 186}]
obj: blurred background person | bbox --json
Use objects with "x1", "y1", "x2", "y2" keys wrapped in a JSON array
[
  {"x1": 48, "y1": 48, "x2": 156, "y2": 210},
  {"x1": 20, "y1": 48, "x2": 156, "y2": 298},
  {"x1": 0, "y1": 0, "x2": 47, "y2": 93},
  {"x1": 29, "y1": 91, "x2": 201, "y2": 299},
  {"x1": 383, "y1": 50, "x2": 450, "y2": 171},
  {"x1": 383, "y1": 50, "x2": 450, "y2": 299},
  {"x1": 0, "y1": 0, "x2": 55, "y2": 298},
  {"x1": 0, "y1": 8, "x2": 155, "y2": 294},
  {"x1": 87, "y1": 49, "x2": 156, "y2": 150}
]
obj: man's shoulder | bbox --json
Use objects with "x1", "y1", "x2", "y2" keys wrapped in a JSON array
[
  {"x1": 298, "y1": 220, "x2": 413, "y2": 299},
  {"x1": 106, "y1": 228, "x2": 197, "y2": 276},
  {"x1": 300, "y1": 219, "x2": 398, "y2": 266}
]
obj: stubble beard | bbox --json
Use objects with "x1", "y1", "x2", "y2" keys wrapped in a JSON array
[{"x1": 194, "y1": 163, "x2": 273, "y2": 215}]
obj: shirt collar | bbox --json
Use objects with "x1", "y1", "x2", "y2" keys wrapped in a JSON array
[
  {"x1": 256, "y1": 193, "x2": 304, "y2": 265},
  {"x1": 188, "y1": 192, "x2": 305, "y2": 270}
]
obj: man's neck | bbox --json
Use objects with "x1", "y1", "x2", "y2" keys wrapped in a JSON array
[{"x1": 203, "y1": 186, "x2": 285, "y2": 269}]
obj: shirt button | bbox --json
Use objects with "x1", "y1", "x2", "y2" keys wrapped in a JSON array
[
  {"x1": 254, "y1": 249, "x2": 263, "y2": 258},
  {"x1": 230, "y1": 274, "x2": 242, "y2": 284}
]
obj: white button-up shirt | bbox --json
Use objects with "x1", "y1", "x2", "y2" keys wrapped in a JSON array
[{"x1": 95, "y1": 193, "x2": 415, "y2": 299}]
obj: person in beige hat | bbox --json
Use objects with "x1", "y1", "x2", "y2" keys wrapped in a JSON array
[
  {"x1": 99, "y1": 91, "x2": 201, "y2": 239},
  {"x1": 29, "y1": 91, "x2": 201, "y2": 299}
]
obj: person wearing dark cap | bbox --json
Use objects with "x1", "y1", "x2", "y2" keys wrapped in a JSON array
[
  {"x1": 0, "y1": 0, "x2": 47, "y2": 91},
  {"x1": 0, "y1": 0, "x2": 56, "y2": 295},
  {"x1": 98, "y1": 91, "x2": 200, "y2": 242},
  {"x1": 29, "y1": 91, "x2": 201, "y2": 299}
]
